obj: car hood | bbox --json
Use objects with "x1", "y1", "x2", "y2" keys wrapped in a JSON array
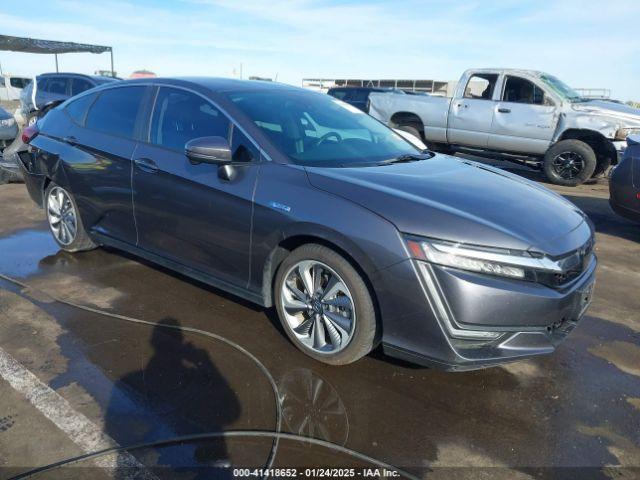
[
  {"x1": 306, "y1": 156, "x2": 591, "y2": 256},
  {"x1": 571, "y1": 100, "x2": 640, "y2": 125}
]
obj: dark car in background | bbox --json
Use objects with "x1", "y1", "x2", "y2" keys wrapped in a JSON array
[
  {"x1": 18, "y1": 78, "x2": 596, "y2": 370},
  {"x1": 610, "y1": 135, "x2": 640, "y2": 222},
  {"x1": 327, "y1": 86, "x2": 399, "y2": 112},
  {"x1": 20, "y1": 72, "x2": 118, "y2": 125}
]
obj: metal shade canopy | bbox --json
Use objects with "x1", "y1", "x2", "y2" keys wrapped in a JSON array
[{"x1": 0, "y1": 34, "x2": 114, "y2": 75}]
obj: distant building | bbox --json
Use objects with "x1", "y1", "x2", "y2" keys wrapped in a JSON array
[
  {"x1": 302, "y1": 78, "x2": 454, "y2": 96},
  {"x1": 130, "y1": 69, "x2": 157, "y2": 79}
]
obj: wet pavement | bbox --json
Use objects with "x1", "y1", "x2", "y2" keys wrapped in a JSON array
[{"x1": 0, "y1": 161, "x2": 639, "y2": 479}]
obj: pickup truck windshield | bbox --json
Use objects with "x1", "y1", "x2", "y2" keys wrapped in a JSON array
[
  {"x1": 540, "y1": 74, "x2": 584, "y2": 102},
  {"x1": 228, "y1": 90, "x2": 419, "y2": 167}
]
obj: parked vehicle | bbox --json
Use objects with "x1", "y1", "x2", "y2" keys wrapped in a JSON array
[
  {"x1": 369, "y1": 69, "x2": 640, "y2": 186},
  {"x1": 0, "y1": 74, "x2": 31, "y2": 101},
  {"x1": 19, "y1": 72, "x2": 118, "y2": 126},
  {"x1": 18, "y1": 78, "x2": 596, "y2": 369},
  {"x1": 0, "y1": 106, "x2": 20, "y2": 183},
  {"x1": 0, "y1": 106, "x2": 18, "y2": 150},
  {"x1": 327, "y1": 86, "x2": 401, "y2": 112},
  {"x1": 610, "y1": 134, "x2": 640, "y2": 222}
]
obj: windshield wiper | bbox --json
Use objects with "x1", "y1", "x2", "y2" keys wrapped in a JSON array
[{"x1": 377, "y1": 152, "x2": 433, "y2": 165}]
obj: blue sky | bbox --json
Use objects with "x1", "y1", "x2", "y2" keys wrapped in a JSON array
[{"x1": 1, "y1": 0, "x2": 638, "y2": 100}]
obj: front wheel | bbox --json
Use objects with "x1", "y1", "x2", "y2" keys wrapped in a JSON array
[
  {"x1": 274, "y1": 244, "x2": 378, "y2": 365},
  {"x1": 543, "y1": 140, "x2": 596, "y2": 186},
  {"x1": 45, "y1": 182, "x2": 96, "y2": 252}
]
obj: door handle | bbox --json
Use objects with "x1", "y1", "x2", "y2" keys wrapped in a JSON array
[
  {"x1": 497, "y1": 108, "x2": 511, "y2": 113},
  {"x1": 134, "y1": 157, "x2": 159, "y2": 173},
  {"x1": 62, "y1": 136, "x2": 78, "y2": 145}
]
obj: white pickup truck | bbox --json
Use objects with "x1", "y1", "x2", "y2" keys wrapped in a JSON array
[{"x1": 368, "y1": 68, "x2": 640, "y2": 186}]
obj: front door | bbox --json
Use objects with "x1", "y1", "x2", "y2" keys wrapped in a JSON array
[
  {"x1": 132, "y1": 87, "x2": 260, "y2": 287},
  {"x1": 488, "y1": 75, "x2": 557, "y2": 154},
  {"x1": 447, "y1": 73, "x2": 499, "y2": 148}
]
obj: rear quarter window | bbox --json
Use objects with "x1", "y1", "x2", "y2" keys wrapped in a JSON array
[
  {"x1": 66, "y1": 93, "x2": 97, "y2": 125},
  {"x1": 85, "y1": 86, "x2": 146, "y2": 139}
]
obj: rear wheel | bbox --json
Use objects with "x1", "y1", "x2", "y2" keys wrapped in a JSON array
[
  {"x1": 543, "y1": 140, "x2": 596, "y2": 186},
  {"x1": 45, "y1": 182, "x2": 96, "y2": 252},
  {"x1": 274, "y1": 244, "x2": 378, "y2": 365}
]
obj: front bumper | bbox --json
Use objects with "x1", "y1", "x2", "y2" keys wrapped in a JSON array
[{"x1": 377, "y1": 254, "x2": 596, "y2": 371}]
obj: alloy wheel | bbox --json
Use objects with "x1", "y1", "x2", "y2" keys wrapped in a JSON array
[
  {"x1": 280, "y1": 260, "x2": 355, "y2": 354},
  {"x1": 47, "y1": 186, "x2": 77, "y2": 246},
  {"x1": 552, "y1": 151, "x2": 585, "y2": 180}
]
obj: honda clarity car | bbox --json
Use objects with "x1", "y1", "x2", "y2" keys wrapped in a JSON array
[{"x1": 17, "y1": 78, "x2": 596, "y2": 369}]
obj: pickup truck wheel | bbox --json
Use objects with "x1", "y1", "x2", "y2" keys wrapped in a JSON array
[
  {"x1": 543, "y1": 140, "x2": 596, "y2": 186},
  {"x1": 274, "y1": 244, "x2": 378, "y2": 365}
]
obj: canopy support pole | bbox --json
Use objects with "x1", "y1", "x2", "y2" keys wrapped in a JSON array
[
  {"x1": 110, "y1": 48, "x2": 114, "y2": 77},
  {"x1": 54, "y1": 53, "x2": 59, "y2": 72}
]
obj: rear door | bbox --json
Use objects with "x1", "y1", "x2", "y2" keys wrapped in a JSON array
[
  {"x1": 447, "y1": 73, "x2": 499, "y2": 148},
  {"x1": 132, "y1": 86, "x2": 260, "y2": 287},
  {"x1": 61, "y1": 85, "x2": 149, "y2": 245},
  {"x1": 488, "y1": 75, "x2": 557, "y2": 154}
]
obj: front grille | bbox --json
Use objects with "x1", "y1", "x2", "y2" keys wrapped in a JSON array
[{"x1": 536, "y1": 237, "x2": 594, "y2": 288}]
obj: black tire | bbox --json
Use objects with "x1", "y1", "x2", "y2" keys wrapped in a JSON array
[
  {"x1": 274, "y1": 244, "x2": 378, "y2": 365},
  {"x1": 592, "y1": 155, "x2": 612, "y2": 178},
  {"x1": 45, "y1": 182, "x2": 97, "y2": 252},
  {"x1": 543, "y1": 140, "x2": 596, "y2": 186}
]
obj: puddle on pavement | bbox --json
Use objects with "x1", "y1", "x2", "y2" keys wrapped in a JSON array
[{"x1": 0, "y1": 229, "x2": 59, "y2": 277}]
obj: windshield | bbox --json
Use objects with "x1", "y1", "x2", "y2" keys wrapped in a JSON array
[
  {"x1": 227, "y1": 90, "x2": 419, "y2": 167},
  {"x1": 539, "y1": 74, "x2": 584, "y2": 102}
]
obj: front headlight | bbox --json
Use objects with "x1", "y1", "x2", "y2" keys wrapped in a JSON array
[
  {"x1": 406, "y1": 238, "x2": 564, "y2": 280},
  {"x1": 615, "y1": 127, "x2": 640, "y2": 141}
]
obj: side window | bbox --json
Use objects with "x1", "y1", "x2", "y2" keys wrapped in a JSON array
[
  {"x1": 45, "y1": 77, "x2": 68, "y2": 95},
  {"x1": 38, "y1": 78, "x2": 50, "y2": 92},
  {"x1": 464, "y1": 74, "x2": 498, "y2": 100},
  {"x1": 150, "y1": 87, "x2": 229, "y2": 151},
  {"x1": 66, "y1": 93, "x2": 97, "y2": 125},
  {"x1": 503, "y1": 76, "x2": 551, "y2": 106},
  {"x1": 10, "y1": 77, "x2": 28, "y2": 88},
  {"x1": 328, "y1": 89, "x2": 348, "y2": 100},
  {"x1": 230, "y1": 125, "x2": 259, "y2": 163},
  {"x1": 85, "y1": 87, "x2": 146, "y2": 139},
  {"x1": 350, "y1": 89, "x2": 370, "y2": 102},
  {"x1": 71, "y1": 78, "x2": 94, "y2": 96}
]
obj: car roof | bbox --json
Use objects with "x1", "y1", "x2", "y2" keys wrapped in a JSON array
[
  {"x1": 463, "y1": 68, "x2": 549, "y2": 78},
  {"x1": 38, "y1": 72, "x2": 117, "y2": 81},
  {"x1": 94, "y1": 76, "x2": 302, "y2": 95}
]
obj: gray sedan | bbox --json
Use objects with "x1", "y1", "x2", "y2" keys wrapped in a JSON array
[{"x1": 19, "y1": 78, "x2": 596, "y2": 369}]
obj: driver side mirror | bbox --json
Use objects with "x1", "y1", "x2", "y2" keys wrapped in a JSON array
[{"x1": 185, "y1": 136, "x2": 232, "y2": 165}]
